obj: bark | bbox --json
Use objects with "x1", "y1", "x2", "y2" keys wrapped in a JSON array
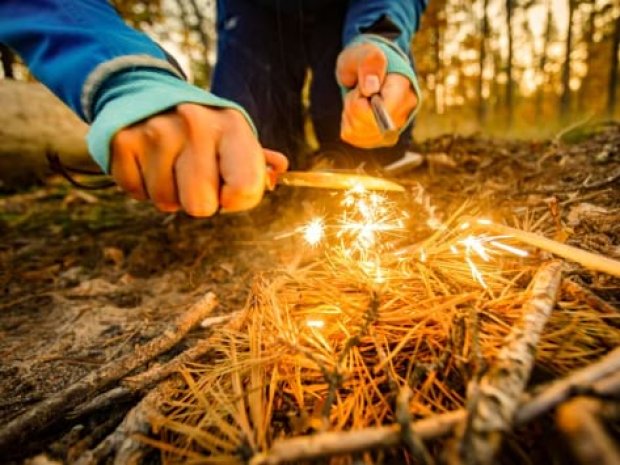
[
  {"x1": 560, "y1": 0, "x2": 576, "y2": 119},
  {"x1": 607, "y1": 14, "x2": 620, "y2": 117},
  {"x1": 0, "y1": 293, "x2": 217, "y2": 452}
]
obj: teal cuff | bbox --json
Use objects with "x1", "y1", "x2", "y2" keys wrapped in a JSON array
[
  {"x1": 87, "y1": 69, "x2": 255, "y2": 172},
  {"x1": 339, "y1": 34, "x2": 422, "y2": 134}
]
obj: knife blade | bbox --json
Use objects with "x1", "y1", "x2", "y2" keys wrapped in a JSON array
[{"x1": 276, "y1": 171, "x2": 405, "y2": 192}]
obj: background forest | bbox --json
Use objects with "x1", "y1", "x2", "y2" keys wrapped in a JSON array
[{"x1": 1, "y1": 0, "x2": 619, "y2": 140}]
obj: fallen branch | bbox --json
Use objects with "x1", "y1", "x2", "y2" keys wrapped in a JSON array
[
  {"x1": 74, "y1": 380, "x2": 173, "y2": 465},
  {"x1": 455, "y1": 261, "x2": 563, "y2": 465},
  {"x1": 472, "y1": 220, "x2": 620, "y2": 278},
  {"x1": 556, "y1": 397, "x2": 620, "y2": 465},
  {"x1": 562, "y1": 279, "x2": 619, "y2": 316},
  {"x1": 249, "y1": 410, "x2": 465, "y2": 465},
  {"x1": 69, "y1": 307, "x2": 247, "y2": 419},
  {"x1": 0, "y1": 292, "x2": 217, "y2": 452},
  {"x1": 516, "y1": 345, "x2": 620, "y2": 422}
]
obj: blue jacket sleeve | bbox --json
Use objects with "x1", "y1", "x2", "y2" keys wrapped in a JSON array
[
  {"x1": 0, "y1": 0, "x2": 182, "y2": 121},
  {"x1": 343, "y1": 0, "x2": 428, "y2": 53}
]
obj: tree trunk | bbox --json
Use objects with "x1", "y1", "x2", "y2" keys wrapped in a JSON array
[
  {"x1": 578, "y1": 0, "x2": 597, "y2": 113},
  {"x1": 535, "y1": 1, "x2": 552, "y2": 123},
  {"x1": 477, "y1": 0, "x2": 489, "y2": 124},
  {"x1": 433, "y1": 14, "x2": 443, "y2": 114},
  {"x1": 560, "y1": 0, "x2": 575, "y2": 119},
  {"x1": 0, "y1": 43, "x2": 14, "y2": 79},
  {"x1": 186, "y1": 0, "x2": 212, "y2": 83},
  {"x1": 505, "y1": 0, "x2": 514, "y2": 129},
  {"x1": 607, "y1": 14, "x2": 620, "y2": 117}
]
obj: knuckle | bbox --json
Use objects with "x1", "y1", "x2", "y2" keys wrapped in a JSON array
[
  {"x1": 143, "y1": 119, "x2": 166, "y2": 141},
  {"x1": 112, "y1": 129, "x2": 135, "y2": 153}
]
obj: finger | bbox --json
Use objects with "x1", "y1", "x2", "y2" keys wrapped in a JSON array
[
  {"x1": 110, "y1": 129, "x2": 147, "y2": 200},
  {"x1": 139, "y1": 113, "x2": 185, "y2": 212},
  {"x1": 217, "y1": 109, "x2": 266, "y2": 212},
  {"x1": 380, "y1": 74, "x2": 418, "y2": 128},
  {"x1": 336, "y1": 43, "x2": 387, "y2": 97},
  {"x1": 264, "y1": 149, "x2": 289, "y2": 174},
  {"x1": 340, "y1": 89, "x2": 383, "y2": 147},
  {"x1": 175, "y1": 104, "x2": 220, "y2": 217},
  {"x1": 264, "y1": 149, "x2": 289, "y2": 191}
]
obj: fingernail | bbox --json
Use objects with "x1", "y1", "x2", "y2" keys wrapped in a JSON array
[{"x1": 364, "y1": 75, "x2": 381, "y2": 95}]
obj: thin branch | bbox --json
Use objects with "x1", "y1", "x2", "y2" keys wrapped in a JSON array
[
  {"x1": 454, "y1": 261, "x2": 563, "y2": 465},
  {"x1": 471, "y1": 220, "x2": 620, "y2": 277},
  {"x1": 70, "y1": 308, "x2": 246, "y2": 419},
  {"x1": 0, "y1": 293, "x2": 217, "y2": 451},
  {"x1": 74, "y1": 380, "x2": 174, "y2": 465},
  {"x1": 556, "y1": 397, "x2": 620, "y2": 465}
]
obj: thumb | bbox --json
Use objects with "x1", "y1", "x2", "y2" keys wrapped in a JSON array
[{"x1": 336, "y1": 43, "x2": 387, "y2": 97}]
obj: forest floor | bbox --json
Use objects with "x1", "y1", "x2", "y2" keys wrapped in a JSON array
[{"x1": 1, "y1": 123, "x2": 619, "y2": 464}]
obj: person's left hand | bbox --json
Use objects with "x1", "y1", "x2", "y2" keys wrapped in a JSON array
[{"x1": 336, "y1": 42, "x2": 418, "y2": 148}]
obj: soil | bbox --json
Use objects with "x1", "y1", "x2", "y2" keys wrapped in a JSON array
[{"x1": 1, "y1": 122, "x2": 618, "y2": 464}]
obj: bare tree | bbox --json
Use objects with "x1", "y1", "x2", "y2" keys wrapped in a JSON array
[
  {"x1": 536, "y1": 0, "x2": 553, "y2": 122},
  {"x1": 478, "y1": 0, "x2": 489, "y2": 123},
  {"x1": 607, "y1": 13, "x2": 620, "y2": 117},
  {"x1": 560, "y1": 0, "x2": 576, "y2": 118},
  {"x1": 506, "y1": 0, "x2": 514, "y2": 128},
  {"x1": 578, "y1": 0, "x2": 598, "y2": 113}
]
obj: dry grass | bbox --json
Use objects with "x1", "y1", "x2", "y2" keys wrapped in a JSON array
[{"x1": 147, "y1": 186, "x2": 619, "y2": 464}]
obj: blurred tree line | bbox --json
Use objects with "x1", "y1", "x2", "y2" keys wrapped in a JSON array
[
  {"x1": 0, "y1": 0, "x2": 618, "y2": 139},
  {"x1": 413, "y1": 0, "x2": 619, "y2": 137}
]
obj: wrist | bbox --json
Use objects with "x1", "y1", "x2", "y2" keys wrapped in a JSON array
[{"x1": 87, "y1": 69, "x2": 255, "y2": 172}]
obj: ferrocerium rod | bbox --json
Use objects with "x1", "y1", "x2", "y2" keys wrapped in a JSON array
[{"x1": 370, "y1": 94, "x2": 399, "y2": 145}]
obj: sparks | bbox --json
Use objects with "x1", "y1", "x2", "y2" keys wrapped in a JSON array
[
  {"x1": 306, "y1": 319, "x2": 325, "y2": 329},
  {"x1": 303, "y1": 218, "x2": 325, "y2": 246},
  {"x1": 490, "y1": 240, "x2": 529, "y2": 257}
]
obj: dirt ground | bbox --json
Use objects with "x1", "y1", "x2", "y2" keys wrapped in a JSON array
[{"x1": 1, "y1": 122, "x2": 618, "y2": 463}]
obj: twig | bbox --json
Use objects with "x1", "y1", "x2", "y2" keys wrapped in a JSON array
[
  {"x1": 396, "y1": 386, "x2": 435, "y2": 465},
  {"x1": 74, "y1": 380, "x2": 173, "y2": 465},
  {"x1": 472, "y1": 220, "x2": 620, "y2": 277},
  {"x1": 515, "y1": 345, "x2": 620, "y2": 421},
  {"x1": 0, "y1": 292, "x2": 217, "y2": 451},
  {"x1": 556, "y1": 397, "x2": 620, "y2": 465},
  {"x1": 562, "y1": 279, "x2": 619, "y2": 316},
  {"x1": 454, "y1": 261, "x2": 563, "y2": 465},
  {"x1": 70, "y1": 306, "x2": 246, "y2": 419},
  {"x1": 249, "y1": 410, "x2": 465, "y2": 465}
]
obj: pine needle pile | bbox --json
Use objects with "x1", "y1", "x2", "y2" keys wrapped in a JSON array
[{"x1": 148, "y1": 185, "x2": 620, "y2": 464}]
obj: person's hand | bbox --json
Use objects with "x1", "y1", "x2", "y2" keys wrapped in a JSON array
[
  {"x1": 336, "y1": 42, "x2": 418, "y2": 148},
  {"x1": 109, "y1": 103, "x2": 289, "y2": 216}
]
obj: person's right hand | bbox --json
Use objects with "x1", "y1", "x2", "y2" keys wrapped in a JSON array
[{"x1": 109, "y1": 103, "x2": 289, "y2": 217}]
